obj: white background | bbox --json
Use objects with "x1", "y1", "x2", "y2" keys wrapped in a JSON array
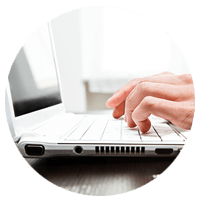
[{"x1": 50, "y1": 7, "x2": 191, "y2": 112}]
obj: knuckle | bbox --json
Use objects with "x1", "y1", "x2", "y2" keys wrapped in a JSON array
[
  {"x1": 162, "y1": 71, "x2": 174, "y2": 75},
  {"x1": 180, "y1": 104, "x2": 194, "y2": 129},
  {"x1": 138, "y1": 78, "x2": 146, "y2": 85},
  {"x1": 179, "y1": 74, "x2": 193, "y2": 84},
  {"x1": 136, "y1": 81, "x2": 150, "y2": 94},
  {"x1": 142, "y1": 96, "x2": 155, "y2": 108}
]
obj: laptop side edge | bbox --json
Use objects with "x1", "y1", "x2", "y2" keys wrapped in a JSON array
[{"x1": 5, "y1": 84, "x2": 18, "y2": 142}]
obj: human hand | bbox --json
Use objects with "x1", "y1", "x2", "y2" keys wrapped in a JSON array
[
  {"x1": 106, "y1": 72, "x2": 195, "y2": 133},
  {"x1": 106, "y1": 72, "x2": 174, "y2": 119}
]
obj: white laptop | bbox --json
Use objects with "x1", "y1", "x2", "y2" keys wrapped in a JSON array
[{"x1": 5, "y1": 23, "x2": 190, "y2": 158}]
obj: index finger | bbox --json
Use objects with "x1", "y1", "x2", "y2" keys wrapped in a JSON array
[
  {"x1": 106, "y1": 78, "x2": 139, "y2": 108},
  {"x1": 106, "y1": 72, "x2": 174, "y2": 108},
  {"x1": 106, "y1": 89, "x2": 126, "y2": 108},
  {"x1": 132, "y1": 97, "x2": 176, "y2": 133}
]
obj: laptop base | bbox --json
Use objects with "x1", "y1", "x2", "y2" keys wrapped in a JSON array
[{"x1": 19, "y1": 142, "x2": 182, "y2": 158}]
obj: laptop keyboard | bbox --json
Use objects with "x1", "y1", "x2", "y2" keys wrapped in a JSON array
[
  {"x1": 34, "y1": 114, "x2": 187, "y2": 142},
  {"x1": 33, "y1": 114, "x2": 86, "y2": 138}
]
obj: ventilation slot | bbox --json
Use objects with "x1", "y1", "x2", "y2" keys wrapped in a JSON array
[{"x1": 95, "y1": 146, "x2": 145, "y2": 155}]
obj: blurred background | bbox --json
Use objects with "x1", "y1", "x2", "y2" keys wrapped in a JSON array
[{"x1": 9, "y1": 7, "x2": 190, "y2": 115}]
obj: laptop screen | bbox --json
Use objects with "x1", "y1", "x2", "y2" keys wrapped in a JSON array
[{"x1": 8, "y1": 24, "x2": 62, "y2": 117}]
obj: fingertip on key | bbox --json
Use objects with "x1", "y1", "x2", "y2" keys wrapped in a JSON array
[
  {"x1": 127, "y1": 120, "x2": 137, "y2": 128},
  {"x1": 137, "y1": 119, "x2": 151, "y2": 134}
]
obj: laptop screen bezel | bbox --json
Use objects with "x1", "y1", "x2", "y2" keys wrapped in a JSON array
[{"x1": 6, "y1": 22, "x2": 66, "y2": 141}]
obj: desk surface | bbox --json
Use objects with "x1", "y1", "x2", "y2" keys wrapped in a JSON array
[{"x1": 26, "y1": 156, "x2": 174, "y2": 196}]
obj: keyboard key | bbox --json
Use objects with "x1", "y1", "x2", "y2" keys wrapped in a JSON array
[
  {"x1": 34, "y1": 114, "x2": 85, "y2": 139},
  {"x1": 168, "y1": 124, "x2": 190, "y2": 140},
  {"x1": 121, "y1": 121, "x2": 141, "y2": 141},
  {"x1": 101, "y1": 135, "x2": 121, "y2": 140},
  {"x1": 150, "y1": 115, "x2": 166, "y2": 124},
  {"x1": 178, "y1": 130, "x2": 190, "y2": 139},
  {"x1": 81, "y1": 115, "x2": 110, "y2": 140},
  {"x1": 153, "y1": 122, "x2": 184, "y2": 142},
  {"x1": 66, "y1": 116, "x2": 97, "y2": 140},
  {"x1": 101, "y1": 118, "x2": 121, "y2": 140},
  {"x1": 139, "y1": 126, "x2": 161, "y2": 142}
]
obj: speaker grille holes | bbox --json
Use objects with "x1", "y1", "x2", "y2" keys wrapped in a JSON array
[{"x1": 95, "y1": 146, "x2": 145, "y2": 155}]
